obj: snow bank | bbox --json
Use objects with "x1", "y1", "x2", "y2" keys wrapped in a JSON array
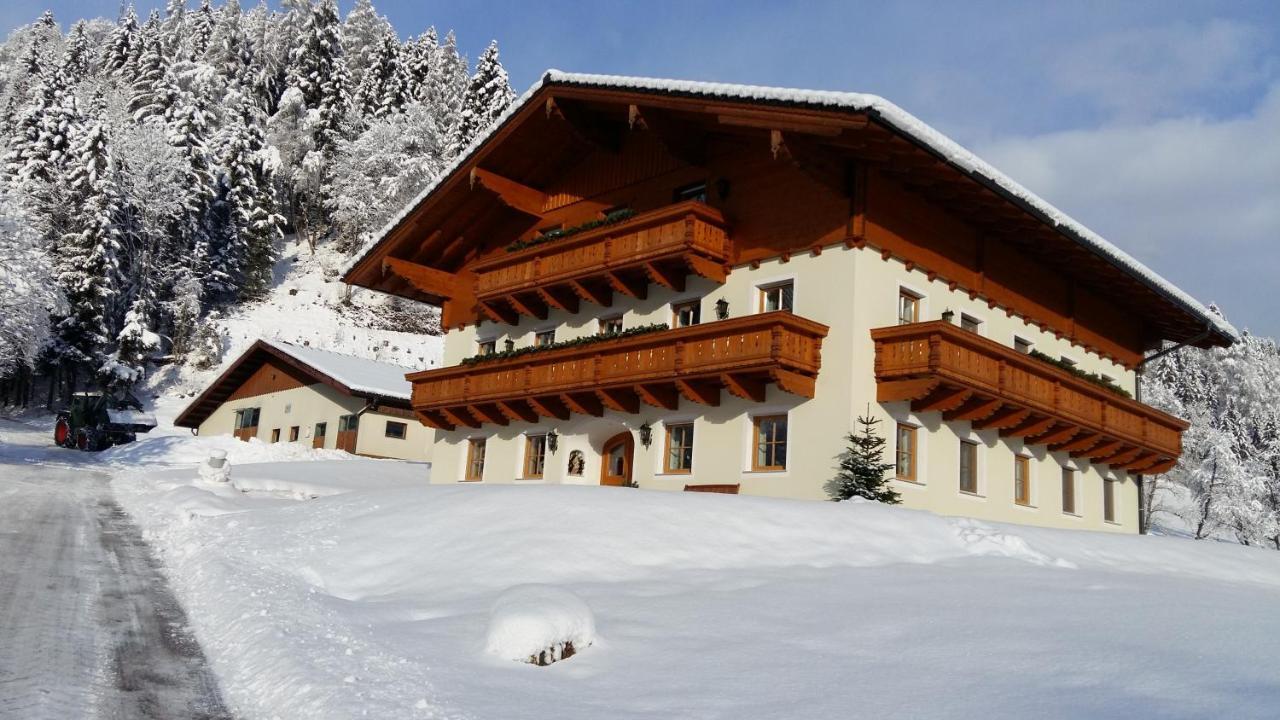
[{"x1": 485, "y1": 585, "x2": 596, "y2": 665}]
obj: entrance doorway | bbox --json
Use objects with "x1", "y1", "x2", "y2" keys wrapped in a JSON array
[{"x1": 600, "y1": 431, "x2": 634, "y2": 486}]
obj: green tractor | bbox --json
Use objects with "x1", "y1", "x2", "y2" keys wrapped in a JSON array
[{"x1": 54, "y1": 390, "x2": 158, "y2": 451}]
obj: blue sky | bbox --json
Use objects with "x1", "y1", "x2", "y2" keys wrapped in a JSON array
[{"x1": 5, "y1": 1, "x2": 1279, "y2": 337}]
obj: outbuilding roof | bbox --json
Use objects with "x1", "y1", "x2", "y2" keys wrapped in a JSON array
[
  {"x1": 173, "y1": 339, "x2": 415, "y2": 429},
  {"x1": 346, "y1": 70, "x2": 1236, "y2": 348}
]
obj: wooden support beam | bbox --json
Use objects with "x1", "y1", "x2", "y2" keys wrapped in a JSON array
[
  {"x1": 382, "y1": 257, "x2": 457, "y2": 299},
  {"x1": 568, "y1": 278, "x2": 612, "y2": 307},
  {"x1": 1003, "y1": 417, "x2": 1055, "y2": 439},
  {"x1": 970, "y1": 406, "x2": 1027, "y2": 429},
  {"x1": 466, "y1": 403, "x2": 508, "y2": 426},
  {"x1": 644, "y1": 261, "x2": 685, "y2": 292},
  {"x1": 628, "y1": 104, "x2": 706, "y2": 166},
  {"x1": 1099, "y1": 446, "x2": 1143, "y2": 467},
  {"x1": 561, "y1": 392, "x2": 604, "y2": 417},
  {"x1": 722, "y1": 372, "x2": 767, "y2": 403},
  {"x1": 770, "y1": 368, "x2": 816, "y2": 398},
  {"x1": 944, "y1": 397, "x2": 1003, "y2": 422},
  {"x1": 912, "y1": 387, "x2": 972, "y2": 414},
  {"x1": 480, "y1": 300, "x2": 518, "y2": 326},
  {"x1": 718, "y1": 107, "x2": 853, "y2": 135},
  {"x1": 1123, "y1": 452, "x2": 1160, "y2": 472},
  {"x1": 606, "y1": 270, "x2": 648, "y2": 300},
  {"x1": 506, "y1": 292, "x2": 548, "y2": 320},
  {"x1": 596, "y1": 387, "x2": 640, "y2": 414},
  {"x1": 1078, "y1": 440, "x2": 1122, "y2": 461},
  {"x1": 1055, "y1": 433, "x2": 1102, "y2": 454},
  {"x1": 496, "y1": 400, "x2": 538, "y2": 424},
  {"x1": 877, "y1": 379, "x2": 940, "y2": 403},
  {"x1": 469, "y1": 167, "x2": 548, "y2": 217},
  {"x1": 676, "y1": 379, "x2": 720, "y2": 406},
  {"x1": 1032, "y1": 425, "x2": 1080, "y2": 447},
  {"x1": 1143, "y1": 458, "x2": 1177, "y2": 475},
  {"x1": 686, "y1": 254, "x2": 728, "y2": 284},
  {"x1": 537, "y1": 286, "x2": 579, "y2": 314},
  {"x1": 416, "y1": 410, "x2": 454, "y2": 431},
  {"x1": 635, "y1": 383, "x2": 680, "y2": 410},
  {"x1": 438, "y1": 406, "x2": 480, "y2": 429},
  {"x1": 546, "y1": 97, "x2": 622, "y2": 152},
  {"x1": 769, "y1": 130, "x2": 849, "y2": 196},
  {"x1": 527, "y1": 395, "x2": 569, "y2": 421}
]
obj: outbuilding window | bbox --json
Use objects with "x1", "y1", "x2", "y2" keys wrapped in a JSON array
[{"x1": 385, "y1": 421, "x2": 407, "y2": 440}]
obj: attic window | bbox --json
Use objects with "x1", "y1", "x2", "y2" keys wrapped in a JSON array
[{"x1": 673, "y1": 181, "x2": 707, "y2": 203}]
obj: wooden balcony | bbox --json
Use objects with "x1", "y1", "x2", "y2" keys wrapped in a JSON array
[
  {"x1": 471, "y1": 201, "x2": 731, "y2": 324},
  {"x1": 409, "y1": 311, "x2": 828, "y2": 430},
  {"x1": 872, "y1": 321, "x2": 1188, "y2": 474}
]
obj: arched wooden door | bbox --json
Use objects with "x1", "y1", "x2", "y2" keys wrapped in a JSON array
[{"x1": 600, "y1": 432, "x2": 634, "y2": 486}]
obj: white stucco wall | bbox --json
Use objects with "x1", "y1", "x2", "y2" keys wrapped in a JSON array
[{"x1": 428, "y1": 240, "x2": 1139, "y2": 532}]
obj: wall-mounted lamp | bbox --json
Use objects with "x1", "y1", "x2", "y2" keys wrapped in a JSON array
[
  {"x1": 941, "y1": 308, "x2": 955, "y2": 323},
  {"x1": 547, "y1": 429, "x2": 559, "y2": 454},
  {"x1": 715, "y1": 298, "x2": 730, "y2": 321},
  {"x1": 504, "y1": 338, "x2": 515, "y2": 352},
  {"x1": 637, "y1": 422, "x2": 653, "y2": 449}
]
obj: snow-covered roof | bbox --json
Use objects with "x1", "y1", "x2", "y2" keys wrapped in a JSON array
[
  {"x1": 349, "y1": 70, "x2": 1237, "y2": 344},
  {"x1": 263, "y1": 339, "x2": 413, "y2": 402}
]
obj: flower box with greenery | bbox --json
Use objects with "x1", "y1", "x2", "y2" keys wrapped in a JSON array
[{"x1": 505, "y1": 208, "x2": 638, "y2": 253}]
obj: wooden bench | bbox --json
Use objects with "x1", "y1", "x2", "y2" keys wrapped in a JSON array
[{"x1": 683, "y1": 484, "x2": 740, "y2": 495}]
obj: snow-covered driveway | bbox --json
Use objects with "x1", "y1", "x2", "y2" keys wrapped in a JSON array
[{"x1": 0, "y1": 418, "x2": 232, "y2": 719}]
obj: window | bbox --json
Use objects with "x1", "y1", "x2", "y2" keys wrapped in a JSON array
[
  {"x1": 672, "y1": 300, "x2": 701, "y2": 328},
  {"x1": 1014, "y1": 456, "x2": 1031, "y2": 506},
  {"x1": 960, "y1": 314, "x2": 982, "y2": 334},
  {"x1": 673, "y1": 181, "x2": 707, "y2": 203},
  {"x1": 1104, "y1": 479, "x2": 1117, "y2": 523},
  {"x1": 523, "y1": 434, "x2": 547, "y2": 479},
  {"x1": 288, "y1": 426, "x2": 300, "y2": 442},
  {"x1": 752, "y1": 415, "x2": 788, "y2": 471},
  {"x1": 338, "y1": 414, "x2": 359, "y2": 432},
  {"x1": 534, "y1": 329, "x2": 556, "y2": 347},
  {"x1": 1014, "y1": 337, "x2": 1033, "y2": 354},
  {"x1": 477, "y1": 339, "x2": 496, "y2": 356},
  {"x1": 759, "y1": 281, "x2": 794, "y2": 312},
  {"x1": 896, "y1": 424, "x2": 917, "y2": 481},
  {"x1": 664, "y1": 423, "x2": 694, "y2": 473},
  {"x1": 314, "y1": 422, "x2": 327, "y2": 442},
  {"x1": 599, "y1": 316, "x2": 624, "y2": 335},
  {"x1": 270, "y1": 428, "x2": 281, "y2": 443},
  {"x1": 1060, "y1": 356, "x2": 1078, "y2": 369},
  {"x1": 234, "y1": 407, "x2": 260, "y2": 430},
  {"x1": 385, "y1": 421, "x2": 407, "y2": 440},
  {"x1": 1062, "y1": 468, "x2": 1077, "y2": 514},
  {"x1": 959, "y1": 440, "x2": 978, "y2": 494},
  {"x1": 898, "y1": 290, "x2": 920, "y2": 325},
  {"x1": 465, "y1": 438, "x2": 486, "y2": 481}
]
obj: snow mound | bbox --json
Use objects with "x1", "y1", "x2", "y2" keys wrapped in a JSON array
[
  {"x1": 485, "y1": 585, "x2": 596, "y2": 665},
  {"x1": 99, "y1": 431, "x2": 349, "y2": 468},
  {"x1": 952, "y1": 518, "x2": 1078, "y2": 569}
]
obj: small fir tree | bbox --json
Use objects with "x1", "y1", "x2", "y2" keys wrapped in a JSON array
[{"x1": 825, "y1": 413, "x2": 901, "y2": 504}]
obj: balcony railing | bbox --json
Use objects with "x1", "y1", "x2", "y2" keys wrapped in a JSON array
[
  {"x1": 409, "y1": 311, "x2": 827, "y2": 429},
  {"x1": 871, "y1": 321, "x2": 1187, "y2": 473},
  {"x1": 471, "y1": 201, "x2": 730, "y2": 321}
]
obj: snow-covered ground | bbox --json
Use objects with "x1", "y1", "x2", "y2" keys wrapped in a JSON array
[{"x1": 98, "y1": 421, "x2": 1280, "y2": 720}]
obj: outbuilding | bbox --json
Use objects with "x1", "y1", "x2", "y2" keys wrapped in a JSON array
[{"x1": 174, "y1": 339, "x2": 431, "y2": 462}]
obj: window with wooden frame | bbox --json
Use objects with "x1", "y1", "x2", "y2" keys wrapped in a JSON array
[
  {"x1": 752, "y1": 415, "x2": 788, "y2": 471},
  {"x1": 960, "y1": 314, "x2": 982, "y2": 334},
  {"x1": 599, "y1": 316, "x2": 624, "y2": 335},
  {"x1": 534, "y1": 329, "x2": 556, "y2": 347},
  {"x1": 288, "y1": 426, "x2": 300, "y2": 442},
  {"x1": 523, "y1": 434, "x2": 547, "y2": 479},
  {"x1": 898, "y1": 289, "x2": 920, "y2": 325},
  {"x1": 895, "y1": 424, "x2": 917, "y2": 481},
  {"x1": 464, "y1": 438, "x2": 486, "y2": 482},
  {"x1": 270, "y1": 428, "x2": 281, "y2": 443},
  {"x1": 314, "y1": 422, "x2": 327, "y2": 440},
  {"x1": 672, "y1": 300, "x2": 701, "y2": 328},
  {"x1": 1014, "y1": 455, "x2": 1032, "y2": 506},
  {"x1": 234, "y1": 407, "x2": 260, "y2": 430},
  {"x1": 664, "y1": 423, "x2": 694, "y2": 473},
  {"x1": 959, "y1": 440, "x2": 978, "y2": 494},
  {"x1": 1062, "y1": 467, "x2": 1077, "y2": 514},
  {"x1": 385, "y1": 421, "x2": 407, "y2": 440},
  {"x1": 338, "y1": 414, "x2": 359, "y2": 432},
  {"x1": 759, "y1": 281, "x2": 794, "y2": 313},
  {"x1": 1104, "y1": 479, "x2": 1117, "y2": 523},
  {"x1": 477, "y1": 339, "x2": 496, "y2": 355}
]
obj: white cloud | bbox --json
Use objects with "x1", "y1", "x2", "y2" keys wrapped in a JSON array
[
  {"x1": 1050, "y1": 19, "x2": 1274, "y2": 122},
  {"x1": 976, "y1": 84, "x2": 1280, "y2": 336}
]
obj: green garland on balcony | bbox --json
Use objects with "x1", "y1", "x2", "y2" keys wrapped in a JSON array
[
  {"x1": 505, "y1": 208, "x2": 638, "y2": 253},
  {"x1": 460, "y1": 323, "x2": 670, "y2": 367},
  {"x1": 1028, "y1": 349, "x2": 1131, "y2": 398}
]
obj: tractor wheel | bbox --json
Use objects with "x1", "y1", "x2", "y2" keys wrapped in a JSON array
[
  {"x1": 75, "y1": 427, "x2": 90, "y2": 451},
  {"x1": 75, "y1": 427, "x2": 103, "y2": 452},
  {"x1": 54, "y1": 418, "x2": 72, "y2": 448}
]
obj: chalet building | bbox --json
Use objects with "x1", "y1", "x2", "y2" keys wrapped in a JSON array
[
  {"x1": 343, "y1": 71, "x2": 1234, "y2": 532},
  {"x1": 174, "y1": 339, "x2": 432, "y2": 463}
]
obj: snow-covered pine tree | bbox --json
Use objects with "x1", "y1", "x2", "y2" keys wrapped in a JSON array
[
  {"x1": 104, "y1": 253, "x2": 159, "y2": 390},
  {"x1": 404, "y1": 27, "x2": 438, "y2": 100},
  {"x1": 4, "y1": 62, "x2": 79, "y2": 188},
  {"x1": 427, "y1": 30, "x2": 468, "y2": 141},
  {"x1": 100, "y1": 6, "x2": 140, "y2": 76},
  {"x1": 825, "y1": 413, "x2": 902, "y2": 503},
  {"x1": 0, "y1": 188, "x2": 58, "y2": 382},
  {"x1": 207, "y1": 0, "x2": 255, "y2": 90},
  {"x1": 355, "y1": 29, "x2": 410, "y2": 120},
  {"x1": 287, "y1": 0, "x2": 351, "y2": 157},
  {"x1": 185, "y1": 0, "x2": 217, "y2": 61},
  {"x1": 61, "y1": 21, "x2": 91, "y2": 83},
  {"x1": 161, "y1": 0, "x2": 188, "y2": 59},
  {"x1": 342, "y1": 0, "x2": 393, "y2": 89},
  {"x1": 449, "y1": 40, "x2": 513, "y2": 156},
  {"x1": 127, "y1": 24, "x2": 175, "y2": 122}
]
